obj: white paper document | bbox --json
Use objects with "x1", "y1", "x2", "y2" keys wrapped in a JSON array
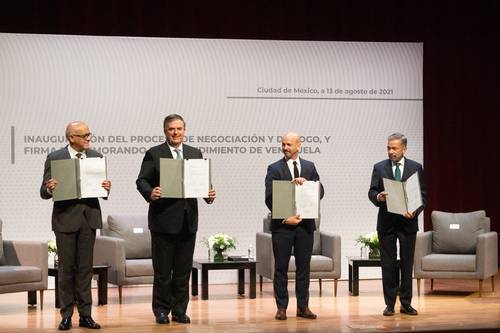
[
  {"x1": 79, "y1": 157, "x2": 108, "y2": 198},
  {"x1": 295, "y1": 181, "x2": 320, "y2": 219},
  {"x1": 383, "y1": 172, "x2": 422, "y2": 215},
  {"x1": 183, "y1": 159, "x2": 211, "y2": 198},
  {"x1": 272, "y1": 180, "x2": 320, "y2": 219}
]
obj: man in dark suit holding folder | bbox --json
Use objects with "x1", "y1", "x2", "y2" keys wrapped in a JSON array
[
  {"x1": 368, "y1": 132, "x2": 426, "y2": 316},
  {"x1": 265, "y1": 132, "x2": 324, "y2": 321},
  {"x1": 136, "y1": 114, "x2": 216, "y2": 325},
  {"x1": 41, "y1": 121, "x2": 111, "y2": 330}
]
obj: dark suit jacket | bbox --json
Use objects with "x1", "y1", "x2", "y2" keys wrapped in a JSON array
[
  {"x1": 136, "y1": 143, "x2": 203, "y2": 234},
  {"x1": 265, "y1": 157, "x2": 325, "y2": 233},
  {"x1": 40, "y1": 146, "x2": 103, "y2": 232},
  {"x1": 368, "y1": 158, "x2": 427, "y2": 234}
]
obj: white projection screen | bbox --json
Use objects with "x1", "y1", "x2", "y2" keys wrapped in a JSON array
[{"x1": 0, "y1": 33, "x2": 423, "y2": 281}]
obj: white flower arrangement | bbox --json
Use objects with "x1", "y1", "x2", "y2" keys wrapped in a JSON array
[
  {"x1": 203, "y1": 233, "x2": 237, "y2": 253},
  {"x1": 47, "y1": 239, "x2": 57, "y2": 254},
  {"x1": 355, "y1": 232, "x2": 380, "y2": 258}
]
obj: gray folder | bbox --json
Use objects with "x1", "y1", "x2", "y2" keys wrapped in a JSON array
[
  {"x1": 272, "y1": 181, "x2": 296, "y2": 219},
  {"x1": 160, "y1": 159, "x2": 184, "y2": 198},
  {"x1": 160, "y1": 158, "x2": 211, "y2": 198},
  {"x1": 51, "y1": 159, "x2": 79, "y2": 201},
  {"x1": 51, "y1": 157, "x2": 108, "y2": 202},
  {"x1": 383, "y1": 172, "x2": 422, "y2": 215},
  {"x1": 271, "y1": 180, "x2": 320, "y2": 219}
]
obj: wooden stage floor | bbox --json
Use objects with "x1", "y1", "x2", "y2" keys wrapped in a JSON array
[{"x1": 0, "y1": 276, "x2": 499, "y2": 332}]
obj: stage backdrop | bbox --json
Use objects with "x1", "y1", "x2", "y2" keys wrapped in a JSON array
[{"x1": 0, "y1": 33, "x2": 422, "y2": 281}]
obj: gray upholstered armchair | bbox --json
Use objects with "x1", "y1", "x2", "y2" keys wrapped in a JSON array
[
  {"x1": 0, "y1": 219, "x2": 48, "y2": 309},
  {"x1": 256, "y1": 214, "x2": 341, "y2": 296},
  {"x1": 414, "y1": 210, "x2": 498, "y2": 296},
  {"x1": 93, "y1": 215, "x2": 153, "y2": 303}
]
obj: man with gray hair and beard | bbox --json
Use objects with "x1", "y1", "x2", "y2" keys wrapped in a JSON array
[{"x1": 368, "y1": 132, "x2": 426, "y2": 316}]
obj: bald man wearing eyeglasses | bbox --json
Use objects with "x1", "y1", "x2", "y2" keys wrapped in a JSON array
[{"x1": 40, "y1": 121, "x2": 111, "y2": 331}]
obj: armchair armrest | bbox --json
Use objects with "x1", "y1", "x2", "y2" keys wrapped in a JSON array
[
  {"x1": 320, "y1": 232, "x2": 341, "y2": 278},
  {"x1": 414, "y1": 231, "x2": 433, "y2": 276},
  {"x1": 476, "y1": 231, "x2": 498, "y2": 279},
  {"x1": 3, "y1": 240, "x2": 48, "y2": 288},
  {"x1": 256, "y1": 232, "x2": 274, "y2": 279},
  {"x1": 93, "y1": 235, "x2": 126, "y2": 285}
]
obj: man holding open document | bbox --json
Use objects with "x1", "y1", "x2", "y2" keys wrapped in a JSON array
[
  {"x1": 368, "y1": 133, "x2": 426, "y2": 317},
  {"x1": 40, "y1": 121, "x2": 111, "y2": 330},
  {"x1": 136, "y1": 114, "x2": 216, "y2": 325},
  {"x1": 265, "y1": 132, "x2": 324, "y2": 321}
]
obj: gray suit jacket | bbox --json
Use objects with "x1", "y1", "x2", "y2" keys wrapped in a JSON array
[{"x1": 40, "y1": 146, "x2": 103, "y2": 232}]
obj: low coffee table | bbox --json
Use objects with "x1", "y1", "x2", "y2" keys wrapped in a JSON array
[
  {"x1": 191, "y1": 259, "x2": 256, "y2": 300},
  {"x1": 48, "y1": 265, "x2": 110, "y2": 307},
  {"x1": 348, "y1": 256, "x2": 400, "y2": 296}
]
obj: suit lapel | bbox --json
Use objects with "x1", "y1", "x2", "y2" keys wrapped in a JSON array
[
  {"x1": 402, "y1": 159, "x2": 413, "y2": 181},
  {"x1": 281, "y1": 158, "x2": 293, "y2": 180},
  {"x1": 161, "y1": 143, "x2": 174, "y2": 159},
  {"x1": 384, "y1": 159, "x2": 394, "y2": 180}
]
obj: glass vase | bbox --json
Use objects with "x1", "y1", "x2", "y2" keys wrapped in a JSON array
[{"x1": 213, "y1": 250, "x2": 225, "y2": 262}]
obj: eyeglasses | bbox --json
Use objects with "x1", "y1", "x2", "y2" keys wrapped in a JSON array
[{"x1": 71, "y1": 133, "x2": 92, "y2": 140}]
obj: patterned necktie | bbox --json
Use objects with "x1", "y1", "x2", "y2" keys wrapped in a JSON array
[
  {"x1": 76, "y1": 152, "x2": 83, "y2": 159},
  {"x1": 174, "y1": 149, "x2": 182, "y2": 159},
  {"x1": 394, "y1": 162, "x2": 401, "y2": 181},
  {"x1": 293, "y1": 161, "x2": 299, "y2": 178}
]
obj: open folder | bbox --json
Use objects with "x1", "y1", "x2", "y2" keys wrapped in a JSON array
[
  {"x1": 272, "y1": 180, "x2": 320, "y2": 219},
  {"x1": 383, "y1": 172, "x2": 423, "y2": 215},
  {"x1": 51, "y1": 157, "x2": 108, "y2": 201},
  {"x1": 160, "y1": 158, "x2": 211, "y2": 198}
]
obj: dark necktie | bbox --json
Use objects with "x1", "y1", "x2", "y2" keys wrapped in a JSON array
[
  {"x1": 76, "y1": 152, "x2": 83, "y2": 159},
  {"x1": 293, "y1": 161, "x2": 299, "y2": 178},
  {"x1": 394, "y1": 162, "x2": 401, "y2": 181}
]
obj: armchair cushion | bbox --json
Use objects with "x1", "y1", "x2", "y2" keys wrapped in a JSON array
[
  {"x1": 288, "y1": 255, "x2": 333, "y2": 272},
  {"x1": 432, "y1": 210, "x2": 485, "y2": 254},
  {"x1": 0, "y1": 266, "x2": 42, "y2": 285},
  {"x1": 126, "y1": 259, "x2": 154, "y2": 277},
  {"x1": 0, "y1": 219, "x2": 4, "y2": 265},
  {"x1": 421, "y1": 254, "x2": 476, "y2": 272},
  {"x1": 107, "y1": 215, "x2": 151, "y2": 259}
]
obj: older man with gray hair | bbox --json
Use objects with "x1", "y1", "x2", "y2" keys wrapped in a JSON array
[{"x1": 368, "y1": 132, "x2": 426, "y2": 316}]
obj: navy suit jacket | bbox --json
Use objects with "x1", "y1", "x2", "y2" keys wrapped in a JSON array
[
  {"x1": 368, "y1": 158, "x2": 427, "y2": 234},
  {"x1": 136, "y1": 143, "x2": 203, "y2": 234},
  {"x1": 265, "y1": 157, "x2": 325, "y2": 233},
  {"x1": 40, "y1": 146, "x2": 103, "y2": 232}
]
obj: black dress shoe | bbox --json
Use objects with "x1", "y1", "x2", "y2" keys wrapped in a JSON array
[
  {"x1": 275, "y1": 308, "x2": 287, "y2": 320},
  {"x1": 58, "y1": 317, "x2": 72, "y2": 330},
  {"x1": 400, "y1": 304, "x2": 418, "y2": 315},
  {"x1": 383, "y1": 306, "x2": 395, "y2": 316},
  {"x1": 155, "y1": 313, "x2": 170, "y2": 324},
  {"x1": 296, "y1": 307, "x2": 317, "y2": 319},
  {"x1": 172, "y1": 314, "x2": 191, "y2": 323},
  {"x1": 79, "y1": 316, "x2": 101, "y2": 329}
]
